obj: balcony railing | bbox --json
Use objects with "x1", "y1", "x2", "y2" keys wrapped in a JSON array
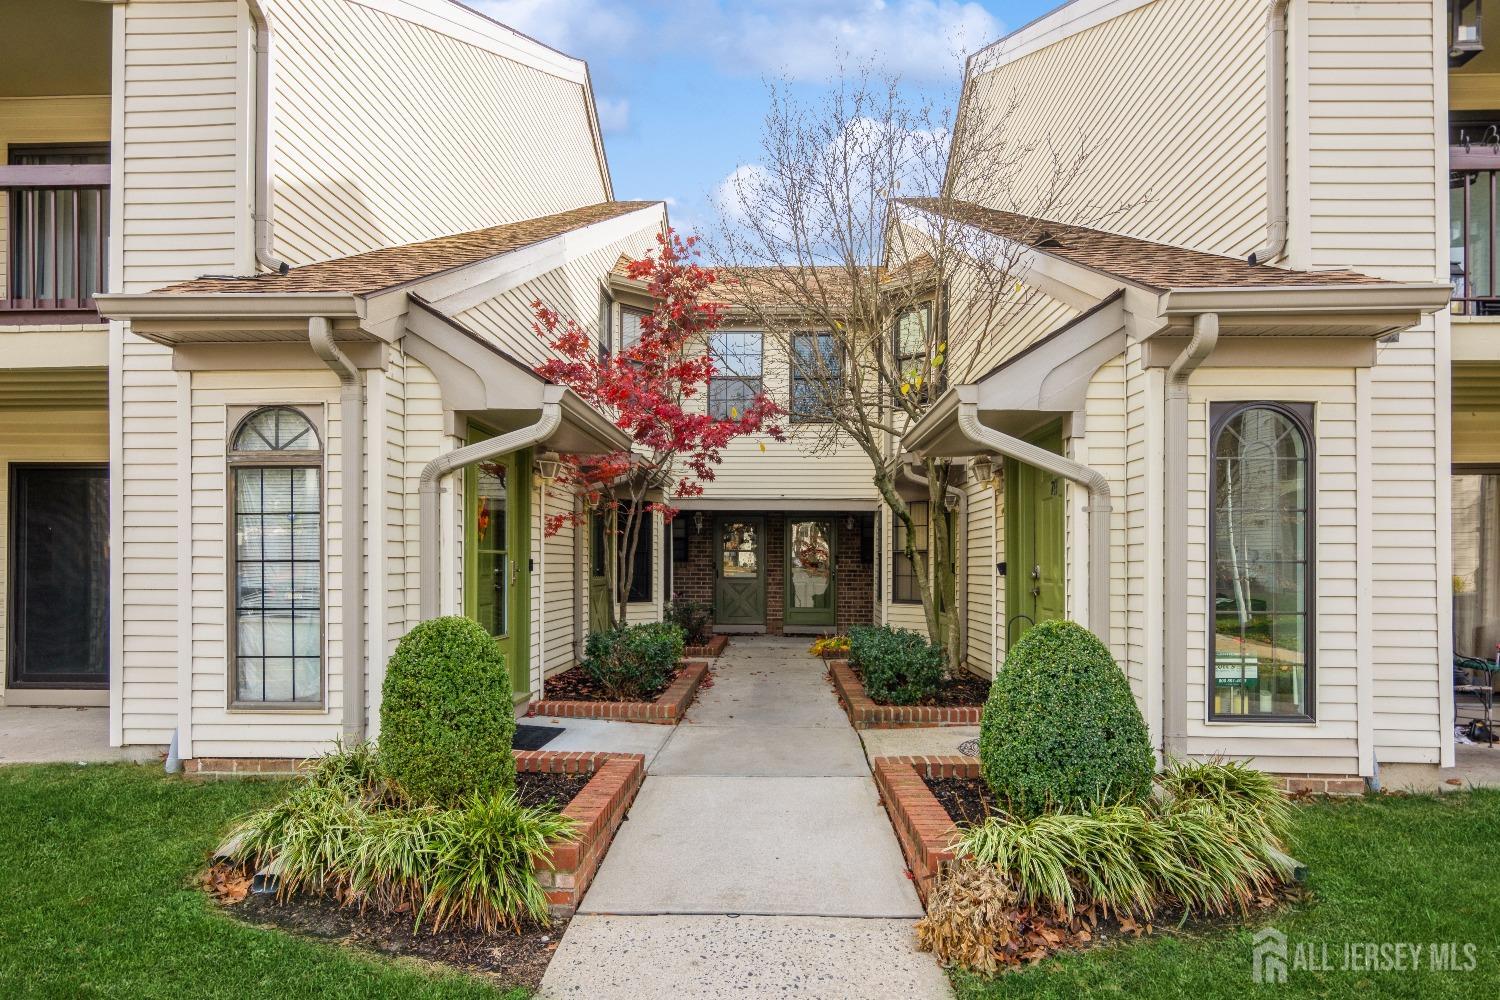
[{"x1": 1, "y1": 162, "x2": 110, "y2": 323}]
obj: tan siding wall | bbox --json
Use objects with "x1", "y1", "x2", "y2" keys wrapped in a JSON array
[
  {"x1": 967, "y1": 0, "x2": 1268, "y2": 257},
  {"x1": 1302, "y1": 2, "x2": 1445, "y2": 766},
  {"x1": 964, "y1": 476, "x2": 997, "y2": 675},
  {"x1": 266, "y1": 0, "x2": 607, "y2": 265},
  {"x1": 0, "y1": 96, "x2": 112, "y2": 294},
  {"x1": 0, "y1": 410, "x2": 110, "y2": 701}
]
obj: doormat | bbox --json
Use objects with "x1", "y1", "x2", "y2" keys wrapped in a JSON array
[{"x1": 513, "y1": 724, "x2": 565, "y2": 751}]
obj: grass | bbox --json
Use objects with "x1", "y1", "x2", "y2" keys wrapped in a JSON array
[
  {"x1": 0, "y1": 763, "x2": 528, "y2": 999},
  {"x1": 951, "y1": 788, "x2": 1500, "y2": 999}
]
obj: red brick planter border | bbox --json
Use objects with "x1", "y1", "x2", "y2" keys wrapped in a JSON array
[
  {"x1": 531, "y1": 660, "x2": 709, "y2": 724},
  {"x1": 827, "y1": 659, "x2": 983, "y2": 729},
  {"x1": 871, "y1": 755, "x2": 974, "y2": 906},
  {"x1": 683, "y1": 634, "x2": 729, "y2": 658},
  {"x1": 515, "y1": 749, "x2": 645, "y2": 917}
]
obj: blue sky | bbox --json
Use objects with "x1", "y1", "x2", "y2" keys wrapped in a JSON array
[{"x1": 475, "y1": 0, "x2": 1057, "y2": 235}]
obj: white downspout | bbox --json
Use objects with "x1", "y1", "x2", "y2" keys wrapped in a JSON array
[
  {"x1": 956, "y1": 403, "x2": 1112, "y2": 638},
  {"x1": 245, "y1": 0, "x2": 289, "y2": 275},
  {"x1": 537, "y1": 468, "x2": 547, "y2": 700},
  {"x1": 418, "y1": 405, "x2": 562, "y2": 621},
  {"x1": 309, "y1": 317, "x2": 365, "y2": 742},
  {"x1": 1248, "y1": 0, "x2": 1290, "y2": 267},
  {"x1": 1163, "y1": 314, "x2": 1220, "y2": 759}
]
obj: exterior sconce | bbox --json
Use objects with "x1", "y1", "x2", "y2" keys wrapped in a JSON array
[
  {"x1": 845, "y1": 514, "x2": 856, "y2": 531},
  {"x1": 535, "y1": 455, "x2": 562, "y2": 481},
  {"x1": 969, "y1": 455, "x2": 994, "y2": 484},
  {"x1": 693, "y1": 510, "x2": 705, "y2": 534},
  {"x1": 1452, "y1": 0, "x2": 1484, "y2": 66}
]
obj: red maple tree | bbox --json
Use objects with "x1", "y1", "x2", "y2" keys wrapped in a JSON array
[{"x1": 533, "y1": 229, "x2": 784, "y2": 625}]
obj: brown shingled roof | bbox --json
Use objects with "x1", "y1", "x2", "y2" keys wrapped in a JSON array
[
  {"x1": 156, "y1": 201, "x2": 661, "y2": 296},
  {"x1": 900, "y1": 198, "x2": 1392, "y2": 292}
]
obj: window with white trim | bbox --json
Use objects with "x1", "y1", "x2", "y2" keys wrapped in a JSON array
[{"x1": 229, "y1": 406, "x2": 324, "y2": 707}]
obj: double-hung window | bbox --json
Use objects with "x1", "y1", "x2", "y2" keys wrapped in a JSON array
[
  {"x1": 618, "y1": 505, "x2": 654, "y2": 603},
  {"x1": 1210, "y1": 402, "x2": 1315, "y2": 721},
  {"x1": 230, "y1": 407, "x2": 324, "y2": 707},
  {"x1": 891, "y1": 501, "x2": 929, "y2": 604},
  {"x1": 790, "y1": 331, "x2": 840, "y2": 422},
  {"x1": 621, "y1": 306, "x2": 648, "y2": 351},
  {"x1": 894, "y1": 303, "x2": 933, "y2": 401},
  {"x1": 708, "y1": 331, "x2": 763, "y2": 419}
]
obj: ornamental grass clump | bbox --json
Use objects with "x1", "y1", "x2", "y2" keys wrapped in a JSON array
[
  {"x1": 222, "y1": 744, "x2": 575, "y2": 933},
  {"x1": 848, "y1": 624, "x2": 943, "y2": 704},
  {"x1": 956, "y1": 760, "x2": 1300, "y2": 922},
  {"x1": 979, "y1": 620, "x2": 1154, "y2": 816},
  {"x1": 379, "y1": 616, "x2": 517, "y2": 806},
  {"x1": 583, "y1": 621, "x2": 684, "y2": 700}
]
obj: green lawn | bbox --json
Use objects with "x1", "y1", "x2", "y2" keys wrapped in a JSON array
[
  {"x1": 0, "y1": 763, "x2": 526, "y2": 1000},
  {"x1": 953, "y1": 788, "x2": 1500, "y2": 999}
]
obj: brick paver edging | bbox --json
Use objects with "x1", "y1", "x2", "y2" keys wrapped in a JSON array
[
  {"x1": 682, "y1": 634, "x2": 729, "y2": 658},
  {"x1": 827, "y1": 659, "x2": 983, "y2": 729},
  {"x1": 531, "y1": 660, "x2": 710, "y2": 724},
  {"x1": 871, "y1": 755, "x2": 975, "y2": 906},
  {"x1": 515, "y1": 749, "x2": 646, "y2": 917}
]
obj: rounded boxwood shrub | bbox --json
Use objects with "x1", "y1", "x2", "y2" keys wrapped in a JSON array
[
  {"x1": 849, "y1": 624, "x2": 943, "y2": 705},
  {"x1": 979, "y1": 619, "x2": 1153, "y2": 817},
  {"x1": 379, "y1": 616, "x2": 516, "y2": 805}
]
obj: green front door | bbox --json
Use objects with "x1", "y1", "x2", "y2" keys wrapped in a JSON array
[
  {"x1": 1005, "y1": 424, "x2": 1065, "y2": 648},
  {"x1": 588, "y1": 507, "x2": 611, "y2": 632},
  {"x1": 715, "y1": 516, "x2": 765, "y2": 625},
  {"x1": 784, "y1": 516, "x2": 836, "y2": 628},
  {"x1": 464, "y1": 442, "x2": 531, "y2": 697}
]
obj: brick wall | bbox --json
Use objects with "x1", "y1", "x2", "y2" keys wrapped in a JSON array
[{"x1": 671, "y1": 512, "x2": 876, "y2": 635}]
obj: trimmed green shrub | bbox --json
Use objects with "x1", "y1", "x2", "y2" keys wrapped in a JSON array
[
  {"x1": 848, "y1": 624, "x2": 943, "y2": 705},
  {"x1": 957, "y1": 761, "x2": 1300, "y2": 920},
  {"x1": 379, "y1": 616, "x2": 516, "y2": 806},
  {"x1": 224, "y1": 744, "x2": 575, "y2": 932},
  {"x1": 979, "y1": 619, "x2": 1153, "y2": 816},
  {"x1": 583, "y1": 621, "x2": 685, "y2": 699},
  {"x1": 665, "y1": 599, "x2": 714, "y2": 646}
]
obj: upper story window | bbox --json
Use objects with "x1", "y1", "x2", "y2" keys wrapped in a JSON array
[
  {"x1": 789, "y1": 331, "x2": 840, "y2": 422},
  {"x1": 229, "y1": 406, "x2": 324, "y2": 708},
  {"x1": 598, "y1": 292, "x2": 613, "y2": 362},
  {"x1": 4, "y1": 144, "x2": 110, "y2": 314},
  {"x1": 1210, "y1": 402, "x2": 1314, "y2": 722},
  {"x1": 621, "y1": 306, "x2": 649, "y2": 351},
  {"x1": 708, "y1": 331, "x2": 763, "y2": 419}
]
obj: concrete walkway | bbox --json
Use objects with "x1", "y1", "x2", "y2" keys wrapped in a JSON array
[
  {"x1": 0, "y1": 706, "x2": 160, "y2": 765},
  {"x1": 540, "y1": 636, "x2": 950, "y2": 999}
]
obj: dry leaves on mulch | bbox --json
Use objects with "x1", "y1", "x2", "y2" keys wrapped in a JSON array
[{"x1": 200, "y1": 865, "x2": 253, "y2": 905}]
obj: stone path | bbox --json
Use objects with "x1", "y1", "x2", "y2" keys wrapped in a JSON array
[{"x1": 539, "y1": 636, "x2": 950, "y2": 999}]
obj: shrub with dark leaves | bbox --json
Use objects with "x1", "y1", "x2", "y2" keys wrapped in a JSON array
[
  {"x1": 848, "y1": 624, "x2": 943, "y2": 704},
  {"x1": 583, "y1": 621, "x2": 684, "y2": 699}
]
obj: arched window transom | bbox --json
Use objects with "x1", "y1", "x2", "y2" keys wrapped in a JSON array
[
  {"x1": 232, "y1": 406, "x2": 320, "y2": 453},
  {"x1": 1210, "y1": 402, "x2": 1315, "y2": 721}
]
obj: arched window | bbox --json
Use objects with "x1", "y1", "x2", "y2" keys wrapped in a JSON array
[
  {"x1": 229, "y1": 406, "x2": 323, "y2": 707},
  {"x1": 1210, "y1": 402, "x2": 1314, "y2": 721}
]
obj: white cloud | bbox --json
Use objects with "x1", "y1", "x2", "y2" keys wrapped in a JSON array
[
  {"x1": 712, "y1": 163, "x2": 772, "y2": 229},
  {"x1": 683, "y1": 0, "x2": 1002, "y2": 84},
  {"x1": 595, "y1": 96, "x2": 631, "y2": 133},
  {"x1": 474, "y1": 0, "x2": 638, "y2": 56}
]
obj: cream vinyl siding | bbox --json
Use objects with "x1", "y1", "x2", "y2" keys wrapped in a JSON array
[
  {"x1": 1122, "y1": 343, "x2": 1162, "y2": 747},
  {"x1": 1301, "y1": 1, "x2": 1445, "y2": 766},
  {"x1": 188, "y1": 372, "x2": 344, "y2": 759},
  {"x1": 1183, "y1": 370, "x2": 1359, "y2": 775},
  {"x1": 265, "y1": 0, "x2": 607, "y2": 265},
  {"x1": 0, "y1": 96, "x2": 111, "y2": 295},
  {"x1": 1082, "y1": 353, "x2": 1131, "y2": 684},
  {"x1": 0, "y1": 410, "x2": 110, "y2": 702},
  {"x1": 119, "y1": 0, "x2": 248, "y2": 291},
  {"x1": 456, "y1": 230, "x2": 660, "y2": 369},
  {"x1": 963, "y1": 476, "x2": 997, "y2": 676},
  {"x1": 965, "y1": 0, "x2": 1268, "y2": 258},
  {"x1": 534, "y1": 478, "x2": 581, "y2": 681}
]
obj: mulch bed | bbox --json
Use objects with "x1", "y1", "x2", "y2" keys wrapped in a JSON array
[
  {"x1": 542, "y1": 663, "x2": 682, "y2": 703},
  {"x1": 923, "y1": 774, "x2": 998, "y2": 827},
  {"x1": 849, "y1": 663, "x2": 991, "y2": 707},
  {"x1": 231, "y1": 888, "x2": 565, "y2": 987},
  {"x1": 515, "y1": 770, "x2": 590, "y2": 810}
]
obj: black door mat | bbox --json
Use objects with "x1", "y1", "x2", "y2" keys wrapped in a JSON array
[{"x1": 513, "y1": 724, "x2": 565, "y2": 751}]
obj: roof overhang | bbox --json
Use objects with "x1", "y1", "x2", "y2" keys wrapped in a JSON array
[
  {"x1": 94, "y1": 291, "x2": 374, "y2": 344},
  {"x1": 403, "y1": 297, "x2": 629, "y2": 455}
]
